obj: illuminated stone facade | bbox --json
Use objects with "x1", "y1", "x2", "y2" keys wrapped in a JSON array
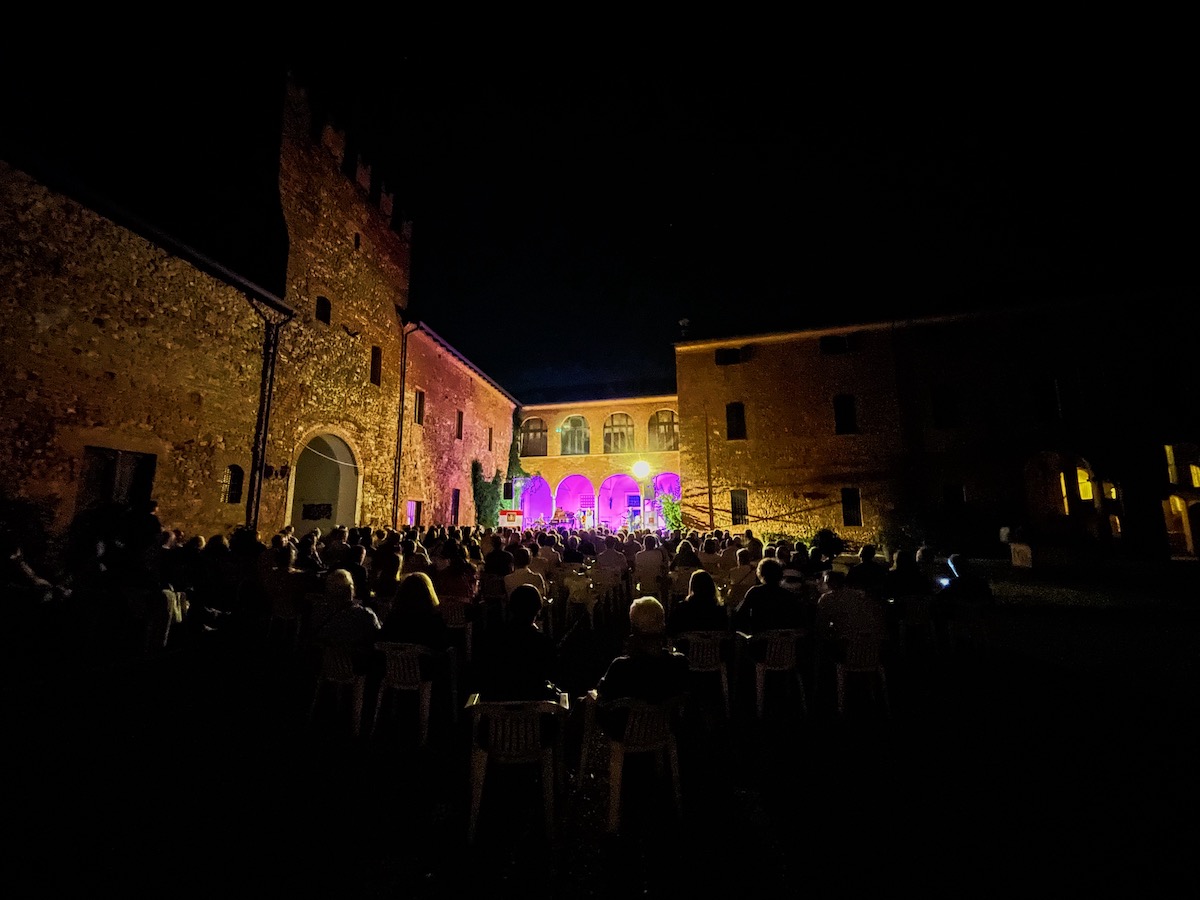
[
  {"x1": 516, "y1": 396, "x2": 681, "y2": 531},
  {"x1": 0, "y1": 79, "x2": 515, "y2": 551},
  {"x1": 674, "y1": 309, "x2": 1200, "y2": 558}
]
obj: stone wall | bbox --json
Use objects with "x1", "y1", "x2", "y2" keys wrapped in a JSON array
[
  {"x1": 400, "y1": 328, "x2": 516, "y2": 527},
  {"x1": 675, "y1": 328, "x2": 906, "y2": 542},
  {"x1": 0, "y1": 161, "x2": 264, "y2": 542}
]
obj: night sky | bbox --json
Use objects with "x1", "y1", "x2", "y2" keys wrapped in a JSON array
[
  {"x1": 4, "y1": 46, "x2": 1193, "y2": 405},
  {"x1": 307, "y1": 52, "x2": 1194, "y2": 403}
]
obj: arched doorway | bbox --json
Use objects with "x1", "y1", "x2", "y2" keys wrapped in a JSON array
[
  {"x1": 597, "y1": 473, "x2": 640, "y2": 531},
  {"x1": 554, "y1": 474, "x2": 596, "y2": 529},
  {"x1": 520, "y1": 474, "x2": 554, "y2": 526},
  {"x1": 289, "y1": 433, "x2": 361, "y2": 536}
]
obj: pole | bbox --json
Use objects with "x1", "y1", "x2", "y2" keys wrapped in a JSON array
[
  {"x1": 704, "y1": 411, "x2": 715, "y2": 529},
  {"x1": 247, "y1": 301, "x2": 293, "y2": 532},
  {"x1": 392, "y1": 316, "x2": 420, "y2": 528}
]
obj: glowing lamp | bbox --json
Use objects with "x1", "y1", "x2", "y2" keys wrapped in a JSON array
[{"x1": 632, "y1": 460, "x2": 651, "y2": 480}]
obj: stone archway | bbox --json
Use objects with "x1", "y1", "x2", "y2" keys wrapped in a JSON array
[
  {"x1": 554, "y1": 474, "x2": 596, "y2": 529},
  {"x1": 289, "y1": 433, "x2": 361, "y2": 536},
  {"x1": 520, "y1": 474, "x2": 554, "y2": 526},
  {"x1": 597, "y1": 473, "x2": 640, "y2": 531}
]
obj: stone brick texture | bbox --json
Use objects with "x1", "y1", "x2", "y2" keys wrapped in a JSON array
[
  {"x1": 675, "y1": 331, "x2": 905, "y2": 542},
  {"x1": 0, "y1": 80, "x2": 517, "y2": 560}
]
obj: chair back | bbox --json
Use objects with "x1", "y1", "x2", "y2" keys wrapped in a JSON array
[
  {"x1": 375, "y1": 641, "x2": 427, "y2": 688},
  {"x1": 317, "y1": 644, "x2": 359, "y2": 683},
  {"x1": 759, "y1": 628, "x2": 805, "y2": 670},
  {"x1": 470, "y1": 698, "x2": 564, "y2": 763},
  {"x1": 842, "y1": 632, "x2": 884, "y2": 668},
  {"x1": 677, "y1": 631, "x2": 726, "y2": 672},
  {"x1": 616, "y1": 698, "x2": 682, "y2": 752},
  {"x1": 440, "y1": 599, "x2": 471, "y2": 629}
]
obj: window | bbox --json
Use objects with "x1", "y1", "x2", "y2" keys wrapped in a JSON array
[
  {"x1": 561, "y1": 415, "x2": 590, "y2": 455},
  {"x1": 1165, "y1": 445, "x2": 1178, "y2": 483},
  {"x1": 488, "y1": 427, "x2": 494, "y2": 452},
  {"x1": 520, "y1": 417, "x2": 547, "y2": 457},
  {"x1": 730, "y1": 489, "x2": 749, "y2": 525},
  {"x1": 834, "y1": 394, "x2": 858, "y2": 434},
  {"x1": 1191, "y1": 464, "x2": 1200, "y2": 488},
  {"x1": 370, "y1": 346, "x2": 382, "y2": 386},
  {"x1": 1077, "y1": 467, "x2": 1094, "y2": 501},
  {"x1": 603, "y1": 413, "x2": 635, "y2": 453},
  {"x1": 315, "y1": 296, "x2": 331, "y2": 325},
  {"x1": 413, "y1": 390, "x2": 425, "y2": 425},
  {"x1": 715, "y1": 347, "x2": 748, "y2": 365},
  {"x1": 456, "y1": 410, "x2": 464, "y2": 440},
  {"x1": 1059, "y1": 472, "x2": 1070, "y2": 515},
  {"x1": 78, "y1": 446, "x2": 157, "y2": 512},
  {"x1": 406, "y1": 499, "x2": 422, "y2": 527},
  {"x1": 841, "y1": 487, "x2": 862, "y2": 527},
  {"x1": 726, "y1": 402, "x2": 746, "y2": 440},
  {"x1": 649, "y1": 410, "x2": 679, "y2": 451},
  {"x1": 220, "y1": 465, "x2": 244, "y2": 504},
  {"x1": 819, "y1": 334, "x2": 853, "y2": 354},
  {"x1": 450, "y1": 488, "x2": 461, "y2": 526}
]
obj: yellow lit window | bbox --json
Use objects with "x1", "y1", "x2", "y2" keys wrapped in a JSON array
[
  {"x1": 1170, "y1": 495, "x2": 1186, "y2": 514},
  {"x1": 1165, "y1": 445, "x2": 1178, "y2": 483},
  {"x1": 1191, "y1": 464, "x2": 1200, "y2": 488},
  {"x1": 1109, "y1": 514, "x2": 1122, "y2": 535},
  {"x1": 1059, "y1": 472, "x2": 1070, "y2": 514},
  {"x1": 1103, "y1": 482, "x2": 1117, "y2": 500},
  {"x1": 1076, "y1": 467, "x2": 1093, "y2": 501}
]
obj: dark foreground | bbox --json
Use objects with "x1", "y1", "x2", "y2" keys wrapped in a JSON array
[{"x1": 7, "y1": 567, "x2": 1200, "y2": 898}]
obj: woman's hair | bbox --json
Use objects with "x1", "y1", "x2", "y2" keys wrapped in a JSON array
[
  {"x1": 685, "y1": 569, "x2": 719, "y2": 606},
  {"x1": 395, "y1": 571, "x2": 439, "y2": 613},
  {"x1": 325, "y1": 569, "x2": 356, "y2": 606}
]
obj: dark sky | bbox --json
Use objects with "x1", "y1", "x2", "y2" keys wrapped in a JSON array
[
  {"x1": 307, "y1": 52, "x2": 1194, "y2": 403},
  {"x1": 4, "y1": 45, "x2": 1193, "y2": 406}
]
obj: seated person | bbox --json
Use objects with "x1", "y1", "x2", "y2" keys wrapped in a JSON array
[
  {"x1": 667, "y1": 569, "x2": 728, "y2": 636},
  {"x1": 593, "y1": 596, "x2": 689, "y2": 735},
  {"x1": 315, "y1": 568, "x2": 381, "y2": 674},
  {"x1": 503, "y1": 545, "x2": 547, "y2": 598},
  {"x1": 380, "y1": 572, "x2": 451, "y2": 679},
  {"x1": 475, "y1": 584, "x2": 559, "y2": 701},
  {"x1": 732, "y1": 557, "x2": 805, "y2": 635}
]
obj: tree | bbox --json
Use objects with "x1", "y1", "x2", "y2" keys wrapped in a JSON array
[
  {"x1": 471, "y1": 460, "x2": 503, "y2": 528},
  {"x1": 656, "y1": 488, "x2": 682, "y2": 531}
]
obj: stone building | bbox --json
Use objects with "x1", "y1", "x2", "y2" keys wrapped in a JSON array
[
  {"x1": 673, "y1": 306, "x2": 1200, "y2": 559},
  {"x1": 0, "y1": 75, "x2": 515, "y2": 557}
]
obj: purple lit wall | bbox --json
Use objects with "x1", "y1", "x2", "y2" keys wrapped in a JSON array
[
  {"x1": 520, "y1": 475, "x2": 553, "y2": 524},
  {"x1": 597, "y1": 473, "x2": 639, "y2": 530},
  {"x1": 555, "y1": 474, "x2": 596, "y2": 527}
]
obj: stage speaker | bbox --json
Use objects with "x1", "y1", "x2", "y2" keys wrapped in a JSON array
[{"x1": 503, "y1": 481, "x2": 514, "y2": 500}]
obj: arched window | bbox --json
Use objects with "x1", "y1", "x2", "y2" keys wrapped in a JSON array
[
  {"x1": 603, "y1": 413, "x2": 635, "y2": 454},
  {"x1": 220, "y1": 465, "x2": 244, "y2": 504},
  {"x1": 520, "y1": 417, "x2": 547, "y2": 457},
  {"x1": 560, "y1": 415, "x2": 590, "y2": 456},
  {"x1": 648, "y1": 410, "x2": 679, "y2": 451},
  {"x1": 315, "y1": 296, "x2": 332, "y2": 325}
]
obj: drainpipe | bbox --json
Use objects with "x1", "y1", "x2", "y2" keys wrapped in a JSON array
[
  {"x1": 247, "y1": 300, "x2": 294, "y2": 532},
  {"x1": 704, "y1": 410, "x2": 715, "y2": 529},
  {"x1": 392, "y1": 310, "x2": 421, "y2": 528}
]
